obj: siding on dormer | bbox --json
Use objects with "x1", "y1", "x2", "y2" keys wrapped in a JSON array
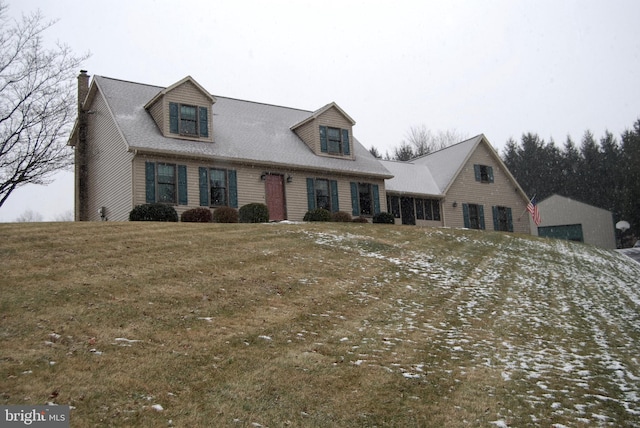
[
  {"x1": 146, "y1": 80, "x2": 214, "y2": 142},
  {"x1": 293, "y1": 105, "x2": 355, "y2": 160}
]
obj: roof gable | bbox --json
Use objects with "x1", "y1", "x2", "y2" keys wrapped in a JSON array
[
  {"x1": 412, "y1": 135, "x2": 483, "y2": 192},
  {"x1": 387, "y1": 134, "x2": 529, "y2": 202},
  {"x1": 144, "y1": 76, "x2": 215, "y2": 110},
  {"x1": 290, "y1": 102, "x2": 355, "y2": 130}
]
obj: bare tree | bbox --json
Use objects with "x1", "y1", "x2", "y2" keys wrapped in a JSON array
[
  {"x1": 0, "y1": 2, "x2": 89, "y2": 208},
  {"x1": 53, "y1": 209, "x2": 73, "y2": 222},
  {"x1": 15, "y1": 208, "x2": 43, "y2": 222},
  {"x1": 402, "y1": 125, "x2": 467, "y2": 158},
  {"x1": 404, "y1": 124, "x2": 433, "y2": 157}
]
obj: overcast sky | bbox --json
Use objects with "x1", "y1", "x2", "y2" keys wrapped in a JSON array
[{"x1": 2, "y1": 0, "x2": 639, "y2": 221}]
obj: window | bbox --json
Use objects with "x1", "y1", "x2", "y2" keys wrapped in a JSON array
[
  {"x1": 415, "y1": 198, "x2": 425, "y2": 220},
  {"x1": 415, "y1": 198, "x2": 441, "y2": 221},
  {"x1": 145, "y1": 162, "x2": 188, "y2": 205},
  {"x1": 319, "y1": 126, "x2": 351, "y2": 156},
  {"x1": 170, "y1": 102, "x2": 209, "y2": 138},
  {"x1": 474, "y1": 164, "x2": 494, "y2": 183},
  {"x1": 358, "y1": 183, "x2": 372, "y2": 215},
  {"x1": 493, "y1": 206, "x2": 513, "y2": 232},
  {"x1": 157, "y1": 163, "x2": 176, "y2": 203},
  {"x1": 306, "y1": 178, "x2": 339, "y2": 212},
  {"x1": 350, "y1": 182, "x2": 380, "y2": 216},
  {"x1": 210, "y1": 169, "x2": 227, "y2": 206},
  {"x1": 327, "y1": 127, "x2": 342, "y2": 154},
  {"x1": 463, "y1": 203, "x2": 485, "y2": 230},
  {"x1": 198, "y1": 167, "x2": 238, "y2": 208},
  {"x1": 315, "y1": 179, "x2": 331, "y2": 210},
  {"x1": 387, "y1": 196, "x2": 400, "y2": 218},
  {"x1": 180, "y1": 105, "x2": 197, "y2": 135}
]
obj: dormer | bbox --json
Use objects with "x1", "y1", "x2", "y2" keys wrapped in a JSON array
[
  {"x1": 291, "y1": 102, "x2": 356, "y2": 160},
  {"x1": 144, "y1": 76, "x2": 215, "y2": 143}
]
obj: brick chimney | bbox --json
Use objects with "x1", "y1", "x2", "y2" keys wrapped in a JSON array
[{"x1": 75, "y1": 70, "x2": 90, "y2": 221}]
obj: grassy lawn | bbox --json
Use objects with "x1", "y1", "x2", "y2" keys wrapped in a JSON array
[{"x1": 1, "y1": 222, "x2": 639, "y2": 427}]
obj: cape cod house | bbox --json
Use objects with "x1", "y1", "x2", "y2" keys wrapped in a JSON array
[
  {"x1": 69, "y1": 71, "x2": 532, "y2": 235},
  {"x1": 68, "y1": 71, "x2": 392, "y2": 222},
  {"x1": 381, "y1": 136, "x2": 532, "y2": 234}
]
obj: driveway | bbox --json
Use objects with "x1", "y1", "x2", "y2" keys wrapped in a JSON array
[{"x1": 617, "y1": 247, "x2": 640, "y2": 264}]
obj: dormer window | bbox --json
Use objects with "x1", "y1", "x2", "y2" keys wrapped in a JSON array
[
  {"x1": 320, "y1": 125, "x2": 351, "y2": 156},
  {"x1": 169, "y1": 102, "x2": 209, "y2": 138}
]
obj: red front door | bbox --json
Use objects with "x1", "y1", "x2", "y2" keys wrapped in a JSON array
[{"x1": 265, "y1": 174, "x2": 286, "y2": 221}]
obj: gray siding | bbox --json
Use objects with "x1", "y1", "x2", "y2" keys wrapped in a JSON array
[{"x1": 85, "y1": 90, "x2": 133, "y2": 221}]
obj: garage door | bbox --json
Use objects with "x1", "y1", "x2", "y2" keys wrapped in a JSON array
[{"x1": 538, "y1": 224, "x2": 584, "y2": 243}]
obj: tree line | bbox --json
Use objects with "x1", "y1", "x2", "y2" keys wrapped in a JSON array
[
  {"x1": 502, "y1": 119, "x2": 640, "y2": 242},
  {"x1": 369, "y1": 125, "x2": 467, "y2": 161}
]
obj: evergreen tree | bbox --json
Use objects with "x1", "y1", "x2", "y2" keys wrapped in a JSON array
[
  {"x1": 599, "y1": 131, "x2": 623, "y2": 219},
  {"x1": 501, "y1": 118, "x2": 640, "y2": 243},
  {"x1": 621, "y1": 119, "x2": 640, "y2": 238},
  {"x1": 368, "y1": 146, "x2": 382, "y2": 159},
  {"x1": 577, "y1": 130, "x2": 601, "y2": 206},
  {"x1": 393, "y1": 142, "x2": 414, "y2": 161},
  {"x1": 559, "y1": 136, "x2": 580, "y2": 198}
]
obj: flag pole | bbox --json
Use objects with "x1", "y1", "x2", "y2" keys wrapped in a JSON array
[{"x1": 518, "y1": 194, "x2": 536, "y2": 221}]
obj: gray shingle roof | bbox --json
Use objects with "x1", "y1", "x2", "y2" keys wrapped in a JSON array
[
  {"x1": 94, "y1": 76, "x2": 392, "y2": 178},
  {"x1": 382, "y1": 135, "x2": 484, "y2": 196},
  {"x1": 412, "y1": 135, "x2": 483, "y2": 192},
  {"x1": 379, "y1": 160, "x2": 442, "y2": 196}
]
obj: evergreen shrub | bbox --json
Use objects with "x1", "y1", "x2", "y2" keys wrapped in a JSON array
[
  {"x1": 373, "y1": 212, "x2": 395, "y2": 224},
  {"x1": 129, "y1": 203, "x2": 178, "y2": 222},
  {"x1": 303, "y1": 208, "x2": 331, "y2": 222},
  {"x1": 239, "y1": 203, "x2": 270, "y2": 223}
]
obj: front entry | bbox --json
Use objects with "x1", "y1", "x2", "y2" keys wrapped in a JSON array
[
  {"x1": 265, "y1": 174, "x2": 286, "y2": 221},
  {"x1": 400, "y1": 197, "x2": 415, "y2": 225}
]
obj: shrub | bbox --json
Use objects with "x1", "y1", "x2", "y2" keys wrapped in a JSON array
[
  {"x1": 213, "y1": 206, "x2": 239, "y2": 223},
  {"x1": 331, "y1": 211, "x2": 352, "y2": 222},
  {"x1": 352, "y1": 216, "x2": 369, "y2": 223},
  {"x1": 303, "y1": 208, "x2": 331, "y2": 222},
  {"x1": 129, "y1": 203, "x2": 178, "y2": 222},
  {"x1": 180, "y1": 207, "x2": 212, "y2": 223},
  {"x1": 239, "y1": 203, "x2": 270, "y2": 223},
  {"x1": 373, "y1": 212, "x2": 395, "y2": 224}
]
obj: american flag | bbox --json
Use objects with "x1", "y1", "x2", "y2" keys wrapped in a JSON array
[{"x1": 527, "y1": 196, "x2": 541, "y2": 226}]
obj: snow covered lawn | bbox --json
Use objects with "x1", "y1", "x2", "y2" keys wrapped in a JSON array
[{"x1": 305, "y1": 227, "x2": 640, "y2": 425}]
